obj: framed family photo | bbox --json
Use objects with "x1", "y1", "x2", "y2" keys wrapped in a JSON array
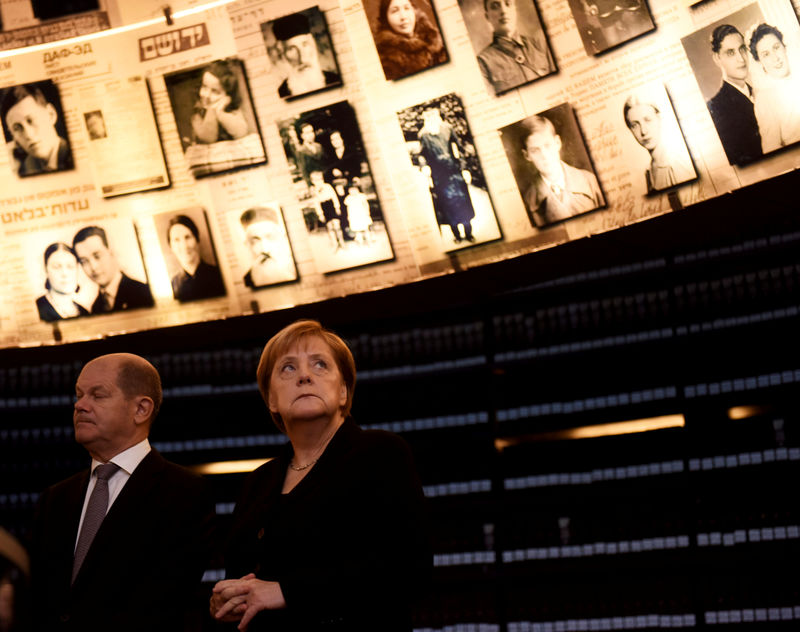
[{"x1": 278, "y1": 100, "x2": 394, "y2": 274}]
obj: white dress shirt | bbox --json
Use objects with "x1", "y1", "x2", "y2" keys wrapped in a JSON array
[{"x1": 74, "y1": 438, "x2": 151, "y2": 551}]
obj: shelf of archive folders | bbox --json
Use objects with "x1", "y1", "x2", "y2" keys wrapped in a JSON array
[
  {"x1": 496, "y1": 427, "x2": 692, "y2": 551},
  {"x1": 495, "y1": 428, "x2": 695, "y2": 625},
  {"x1": 680, "y1": 411, "x2": 799, "y2": 577}
]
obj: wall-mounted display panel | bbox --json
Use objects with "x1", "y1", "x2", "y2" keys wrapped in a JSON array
[{"x1": 0, "y1": 0, "x2": 799, "y2": 349}]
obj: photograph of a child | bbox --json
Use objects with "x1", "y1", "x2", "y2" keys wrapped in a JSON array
[{"x1": 163, "y1": 58, "x2": 266, "y2": 177}]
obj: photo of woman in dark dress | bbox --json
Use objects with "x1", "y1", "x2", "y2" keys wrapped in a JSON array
[
  {"x1": 36, "y1": 242, "x2": 89, "y2": 322},
  {"x1": 371, "y1": 0, "x2": 448, "y2": 80},
  {"x1": 418, "y1": 107, "x2": 475, "y2": 243},
  {"x1": 166, "y1": 214, "x2": 226, "y2": 303}
]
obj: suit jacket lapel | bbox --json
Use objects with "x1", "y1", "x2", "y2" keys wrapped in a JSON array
[
  {"x1": 53, "y1": 471, "x2": 91, "y2": 591},
  {"x1": 71, "y1": 450, "x2": 165, "y2": 589}
]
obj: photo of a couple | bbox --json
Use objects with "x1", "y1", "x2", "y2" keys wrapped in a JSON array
[
  {"x1": 31, "y1": 222, "x2": 153, "y2": 323},
  {"x1": 682, "y1": 2, "x2": 800, "y2": 166}
]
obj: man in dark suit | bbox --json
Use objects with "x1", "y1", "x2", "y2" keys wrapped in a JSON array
[
  {"x1": 72, "y1": 225, "x2": 155, "y2": 313},
  {"x1": 706, "y1": 24, "x2": 763, "y2": 166},
  {"x1": 30, "y1": 353, "x2": 215, "y2": 631}
]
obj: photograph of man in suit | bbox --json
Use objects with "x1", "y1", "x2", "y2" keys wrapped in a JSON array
[
  {"x1": 706, "y1": 24, "x2": 763, "y2": 166},
  {"x1": 0, "y1": 81, "x2": 74, "y2": 177},
  {"x1": 475, "y1": 0, "x2": 555, "y2": 95},
  {"x1": 30, "y1": 353, "x2": 215, "y2": 631},
  {"x1": 72, "y1": 225, "x2": 154, "y2": 314},
  {"x1": 514, "y1": 112, "x2": 604, "y2": 227}
]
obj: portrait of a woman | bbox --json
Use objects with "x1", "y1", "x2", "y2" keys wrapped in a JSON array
[
  {"x1": 190, "y1": 60, "x2": 249, "y2": 144},
  {"x1": 166, "y1": 214, "x2": 226, "y2": 303},
  {"x1": 418, "y1": 107, "x2": 476, "y2": 243},
  {"x1": 36, "y1": 242, "x2": 89, "y2": 322},
  {"x1": 623, "y1": 92, "x2": 696, "y2": 193},
  {"x1": 210, "y1": 319, "x2": 431, "y2": 630},
  {"x1": 371, "y1": 0, "x2": 448, "y2": 81},
  {"x1": 749, "y1": 23, "x2": 800, "y2": 154}
]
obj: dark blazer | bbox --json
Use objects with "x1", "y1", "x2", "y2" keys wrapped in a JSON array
[
  {"x1": 222, "y1": 419, "x2": 431, "y2": 631},
  {"x1": 707, "y1": 81, "x2": 763, "y2": 166},
  {"x1": 91, "y1": 272, "x2": 154, "y2": 313},
  {"x1": 36, "y1": 295, "x2": 89, "y2": 322},
  {"x1": 31, "y1": 449, "x2": 215, "y2": 632},
  {"x1": 171, "y1": 260, "x2": 226, "y2": 303}
]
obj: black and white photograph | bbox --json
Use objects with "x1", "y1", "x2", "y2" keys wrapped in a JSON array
[
  {"x1": 363, "y1": 0, "x2": 449, "y2": 81},
  {"x1": 163, "y1": 58, "x2": 266, "y2": 177},
  {"x1": 397, "y1": 93, "x2": 501, "y2": 250},
  {"x1": 681, "y1": 2, "x2": 800, "y2": 165},
  {"x1": 457, "y1": 0, "x2": 556, "y2": 96},
  {"x1": 27, "y1": 220, "x2": 154, "y2": 321},
  {"x1": 227, "y1": 204, "x2": 298, "y2": 289},
  {"x1": 278, "y1": 100, "x2": 394, "y2": 274},
  {"x1": 499, "y1": 103, "x2": 605, "y2": 228},
  {"x1": 0, "y1": 79, "x2": 74, "y2": 177},
  {"x1": 32, "y1": 241, "x2": 91, "y2": 323},
  {"x1": 153, "y1": 207, "x2": 227, "y2": 303},
  {"x1": 83, "y1": 110, "x2": 107, "y2": 140},
  {"x1": 618, "y1": 82, "x2": 697, "y2": 194},
  {"x1": 77, "y1": 75, "x2": 170, "y2": 197},
  {"x1": 566, "y1": 0, "x2": 654, "y2": 55},
  {"x1": 261, "y1": 7, "x2": 343, "y2": 100}
]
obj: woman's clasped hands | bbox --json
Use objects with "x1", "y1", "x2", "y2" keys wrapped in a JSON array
[{"x1": 210, "y1": 573, "x2": 287, "y2": 630}]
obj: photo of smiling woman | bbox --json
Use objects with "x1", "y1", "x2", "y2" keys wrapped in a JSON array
[
  {"x1": 749, "y1": 22, "x2": 800, "y2": 153},
  {"x1": 164, "y1": 58, "x2": 266, "y2": 177},
  {"x1": 155, "y1": 209, "x2": 226, "y2": 303},
  {"x1": 36, "y1": 242, "x2": 90, "y2": 322},
  {"x1": 365, "y1": 0, "x2": 448, "y2": 80},
  {"x1": 621, "y1": 83, "x2": 696, "y2": 194}
]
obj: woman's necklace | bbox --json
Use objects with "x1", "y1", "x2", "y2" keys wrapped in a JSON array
[
  {"x1": 289, "y1": 424, "x2": 339, "y2": 472},
  {"x1": 289, "y1": 458, "x2": 318, "y2": 472}
]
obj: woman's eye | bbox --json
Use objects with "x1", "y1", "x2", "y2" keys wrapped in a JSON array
[
  {"x1": 280, "y1": 363, "x2": 295, "y2": 373},
  {"x1": 313, "y1": 360, "x2": 327, "y2": 370}
]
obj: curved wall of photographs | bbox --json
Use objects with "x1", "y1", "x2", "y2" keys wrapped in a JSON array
[{"x1": 0, "y1": 0, "x2": 799, "y2": 349}]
